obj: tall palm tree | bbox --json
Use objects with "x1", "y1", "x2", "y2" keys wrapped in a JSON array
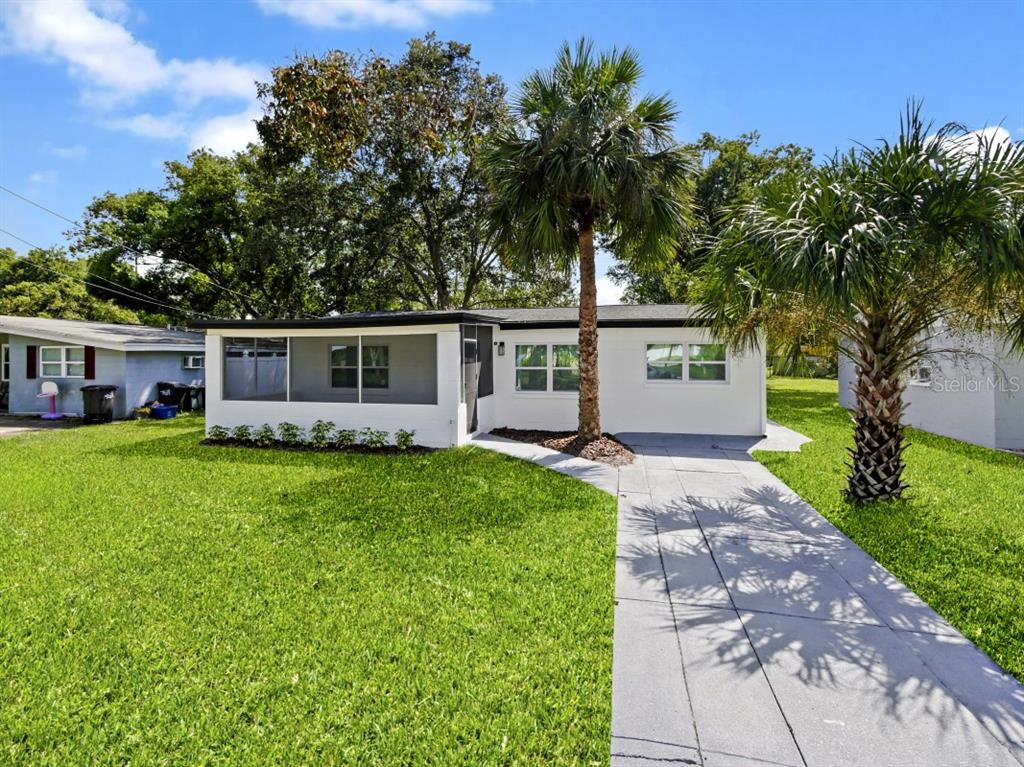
[
  {"x1": 697, "y1": 104, "x2": 1024, "y2": 501},
  {"x1": 483, "y1": 39, "x2": 692, "y2": 441}
]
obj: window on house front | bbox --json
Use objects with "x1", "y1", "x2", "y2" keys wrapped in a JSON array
[
  {"x1": 909, "y1": 349, "x2": 932, "y2": 384},
  {"x1": 552, "y1": 345, "x2": 580, "y2": 391},
  {"x1": 223, "y1": 337, "x2": 287, "y2": 401},
  {"x1": 39, "y1": 346, "x2": 85, "y2": 378},
  {"x1": 330, "y1": 343, "x2": 389, "y2": 389},
  {"x1": 330, "y1": 344, "x2": 359, "y2": 388},
  {"x1": 646, "y1": 343, "x2": 684, "y2": 380},
  {"x1": 1, "y1": 344, "x2": 8, "y2": 382},
  {"x1": 362, "y1": 345, "x2": 389, "y2": 389},
  {"x1": 515, "y1": 344, "x2": 547, "y2": 391},
  {"x1": 515, "y1": 344, "x2": 580, "y2": 392},
  {"x1": 688, "y1": 344, "x2": 727, "y2": 381}
]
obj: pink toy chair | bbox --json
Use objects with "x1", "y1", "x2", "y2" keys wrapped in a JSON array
[{"x1": 37, "y1": 381, "x2": 63, "y2": 420}]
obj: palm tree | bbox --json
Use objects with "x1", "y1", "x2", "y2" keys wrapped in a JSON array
[
  {"x1": 696, "y1": 104, "x2": 1024, "y2": 501},
  {"x1": 483, "y1": 39, "x2": 692, "y2": 441}
]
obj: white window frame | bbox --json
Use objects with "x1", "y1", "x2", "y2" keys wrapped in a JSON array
[
  {"x1": 1, "y1": 344, "x2": 8, "y2": 382},
  {"x1": 514, "y1": 343, "x2": 579, "y2": 394},
  {"x1": 183, "y1": 354, "x2": 205, "y2": 370},
  {"x1": 39, "y1": 345, "x2": 85, "y2": 379},
  {"x1": 645, "y1": 341, "x2": 730, "y2": 385},
  {"x1": 686, "y1": 342, "x2": 729, "y2": 383}
]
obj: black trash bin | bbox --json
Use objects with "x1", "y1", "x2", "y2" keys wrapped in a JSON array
[
  {"x1": 80, "y1": 385, "x2": 117, "y2": 423},
  {"x1": 157, "y1": 381, "x2": 192, "y2": 411}
]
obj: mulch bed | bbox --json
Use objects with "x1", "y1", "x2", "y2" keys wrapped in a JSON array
[
  {"x1": 201, "y1": 438, "x2": 434, "y2": 455},
  {"x1": 491, "y1": 428, "x2": 635, "y2": 467}
]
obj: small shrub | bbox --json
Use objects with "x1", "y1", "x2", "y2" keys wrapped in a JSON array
[
  {"x1": 360, "y1": 427, "x2": 389, "y2": 449},
  {"x1": 309, "y1": 420, "x2": 335, "y2": 448},
  {"x1": 207, "y1": 425, "x2": 230, "y2": 441},
  {"x1": 230, "y1": 424, "x2": 253, "y2": 443},
  {"x1": 253, "y1": 424, "x2": 277, "y2": 447},
  {"x1": 278, "y1": 422, "x2": 305, "y2": 445},
  {"x1": 334, "y1": 428, "x2": 358, "y2": 448},
  {"x1": 395, "y1": 429, "x2": 416, "y2": 451}
]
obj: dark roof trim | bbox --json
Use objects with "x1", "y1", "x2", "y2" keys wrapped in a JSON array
[
  {"x1": 498, "y1": 318, "x2": 712, "y2": 330},
  {"x1": 190, "y1": 311, "x2": 501, "y2": 330}
]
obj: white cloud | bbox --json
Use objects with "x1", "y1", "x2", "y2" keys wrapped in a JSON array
[
  {"x1": 106, "y1": 112, "x2": 187, "y2": 140},
  {"x1": 190, "y1": 106, "x2": 261, "y2": 155},
  {"x1": 49, "y1": 144, "x2": 89, "y2": 159},
  {"x1": 937, "y1": 126, "x2": 1014, "y2": 160},
  {"x1": 1, "y1": 0, "x2": 265, "y2": 153},
  {"x1": 596, "y1": 275, "x2": 624, "y2": 306},
  {"x1": 28, "y1": 170, "x2": 59, "y2": 185},
  {"x1": 254, "y1": 0, "x2": 491, "y2": 29}
]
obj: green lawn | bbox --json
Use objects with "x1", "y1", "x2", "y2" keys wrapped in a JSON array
[
  {"x1": 760, "y1": 377, "x2": 1024, "y2": 681},
  {"x1": 0, "y1": 417, "x2": 616, "y2": 766}
]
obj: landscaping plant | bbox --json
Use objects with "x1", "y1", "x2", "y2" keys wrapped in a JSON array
[
  {"x1": 395, "y1": 429, "x2": 416, "y2": 451},
  {"x1": 207, "y1": 425, "x2": 230, "y2": 441},
  {"x1": 277, "y1": 422, "x2": 305, "y2": 445},
  {"x1": 359, "y1": 428, "x2": 389, "y2": 449},
  {"x1": 698, "y1": 104, "x2": 1024, "y2": 501},
  {"x1": 309, "y1": 420, "x2": 335, "y2": 448},
  {"x1": 333, "y1": 428, "x2": 357, "y2": 448},
  {"x1": 230, "y1": 424, "x2": 253, "y2": 444},
  {"x1": 253, "y1": 424, "x2": 277, "y2": 448}
]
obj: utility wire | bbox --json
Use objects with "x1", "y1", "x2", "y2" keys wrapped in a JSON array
[
  {"x1": 0, "y1": 184, "x2": 316, "y2": 318},
  {"x1": 0, "y1": 227, "x2": 220, "y2": 319}
]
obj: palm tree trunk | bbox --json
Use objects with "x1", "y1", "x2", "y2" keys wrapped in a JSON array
[
  {"x1": 846, "y1": 329, "x2": 908, "y2": 502},
  {"x1": 577, "y1": 218, "x2": 601, "y2": 441}
]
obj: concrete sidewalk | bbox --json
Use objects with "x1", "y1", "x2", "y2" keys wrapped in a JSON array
[
  {"x1": 471, "y1": 427, "x2": 1024, "y2": 766},
  {"x1": 613, "y1": 433, "x2": 1024, "y2": 767}
]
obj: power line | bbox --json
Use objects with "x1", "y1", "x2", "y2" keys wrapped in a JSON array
[
  {"x1": 0, "y1": 227, "x2": 220, "y2": 319},
  {"x1": 0, "y1": 184, "x2": 317, "y2": 318}
]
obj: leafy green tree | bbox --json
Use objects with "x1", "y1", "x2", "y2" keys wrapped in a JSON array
[
  {"x1": 611, "y1": 131, "x2": 812, "y2": 303},
  {"x1": 484, "y1": 40, "x2": 692, "y2": 440},
  {"x1": 258, "y1": 34, "x2": 570, "y2": 310},
  {"x1": 696, "y1": 105, "x2": 1024, "y2": 501},
  {"x1": 0, "y1": 247, "x2": 143, "y2": 322}
]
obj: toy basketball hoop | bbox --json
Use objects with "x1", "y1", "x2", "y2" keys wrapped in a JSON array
[{"x1": 37, "y1": 381, "x2": 63, "y2": 420}]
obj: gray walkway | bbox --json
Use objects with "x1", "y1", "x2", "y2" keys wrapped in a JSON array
[
  {"x1": 0, "y1": 415, "x2": 81, "y2": 439},
  {"x1": 472, "y1": 428, "x2": 1024, "y2": 767}
]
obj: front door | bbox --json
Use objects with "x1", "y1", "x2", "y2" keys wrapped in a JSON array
[{"x1": 463, "y1": 337, "x2": 480, "y2": 433}]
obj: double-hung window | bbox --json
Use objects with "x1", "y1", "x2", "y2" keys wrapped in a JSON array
[
  {"x1": 688, "y1": 344, "x2": 727, "y2": 381},
  {"x1": 515, "y1": 344, "x2": 580, "y2": 392},
  {"x1": 40, "y1": 346, "x2": 85, "y2": 378},
  {"x1": 1, "y1": 344, "x2": 9, "y2": 382},
  {"x1": 331, "y1": 343, "x2": 389, "y2": 389},
  {"x1": 909, "y1": 347, "x2": 932, "y2": 385},
  {"x1": 646, "y1": 342, "x2": 728, "y2": 383}
]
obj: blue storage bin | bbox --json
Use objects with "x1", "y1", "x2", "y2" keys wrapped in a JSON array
[{"x1": 150, "y1": 404, "x2": 178, "y2": 420}]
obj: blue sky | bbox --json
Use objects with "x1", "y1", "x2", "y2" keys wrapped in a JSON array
[{"x1": 2, "y1": 0, "x2": 1022, "y2": 300}]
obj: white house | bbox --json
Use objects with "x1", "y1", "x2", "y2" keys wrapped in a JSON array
[
  {"x1": 838, "y1": 328, "x2": 1024, "y2": 451},
  {"x1": 192, "y1": 305, "x2": 767, "y2": 448}
]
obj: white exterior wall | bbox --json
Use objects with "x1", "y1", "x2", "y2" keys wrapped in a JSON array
[
  {"x1": 489, "y1": 326, "x2": 766, "y2": 436},
  {"x1": 203, "y1": 322, "x2": 767, "y2": 447},
  {"x1": 837, "y1": 330, "x2": 1022, "y2": 450},
  {"x1": 204, "y1": 325, "x2": 463, "y2": 449}
]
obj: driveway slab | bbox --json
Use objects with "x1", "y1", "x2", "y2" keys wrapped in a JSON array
[
  {"x1": 473, "y1": 429, "x2": 1024, "y2": 766},
  {"x1": 610, "y1": 431, "x2": 1024, "y2": 767}
]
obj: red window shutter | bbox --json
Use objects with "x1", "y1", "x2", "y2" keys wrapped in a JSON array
[
  {"x1": 84, "y1": 346, "x2": 96, "y2": 380},
  {"x1": 26, "y1": 345, "x2": 38, "y2": 379}
]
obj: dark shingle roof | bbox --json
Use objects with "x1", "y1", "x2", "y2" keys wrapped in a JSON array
[{"x1": 189, "y1": 305, "x2": 705, "y2": 331}]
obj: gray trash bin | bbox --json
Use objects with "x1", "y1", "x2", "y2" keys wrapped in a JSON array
[{"x1": 80, "y1": 385, "x2": 117, "y2": 423}]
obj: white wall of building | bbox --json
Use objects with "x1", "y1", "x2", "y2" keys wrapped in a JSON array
[
  {"x1": 204, "y1": 325, "x2": 463, "y2": 449},
  {"x1": 837, "y1": 330, "x2": 1024, "y2": 450},
  {"x1": 489, "y1": 326, "x2": 766, "y2": 436},
  {"x1": 203, "y1": 322, "x2": 767, "y2": 447}
]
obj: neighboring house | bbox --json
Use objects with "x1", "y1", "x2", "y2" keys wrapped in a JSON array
[
  {"x1": 191, "y1": 305, "x2": 768, "y2": 448},
  {"x1": 0, "y1": 316, "x2": 205, "y2": 419},
  {"x1": 838, "y1": 328, "x2": 1024, "y2": 450}
]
